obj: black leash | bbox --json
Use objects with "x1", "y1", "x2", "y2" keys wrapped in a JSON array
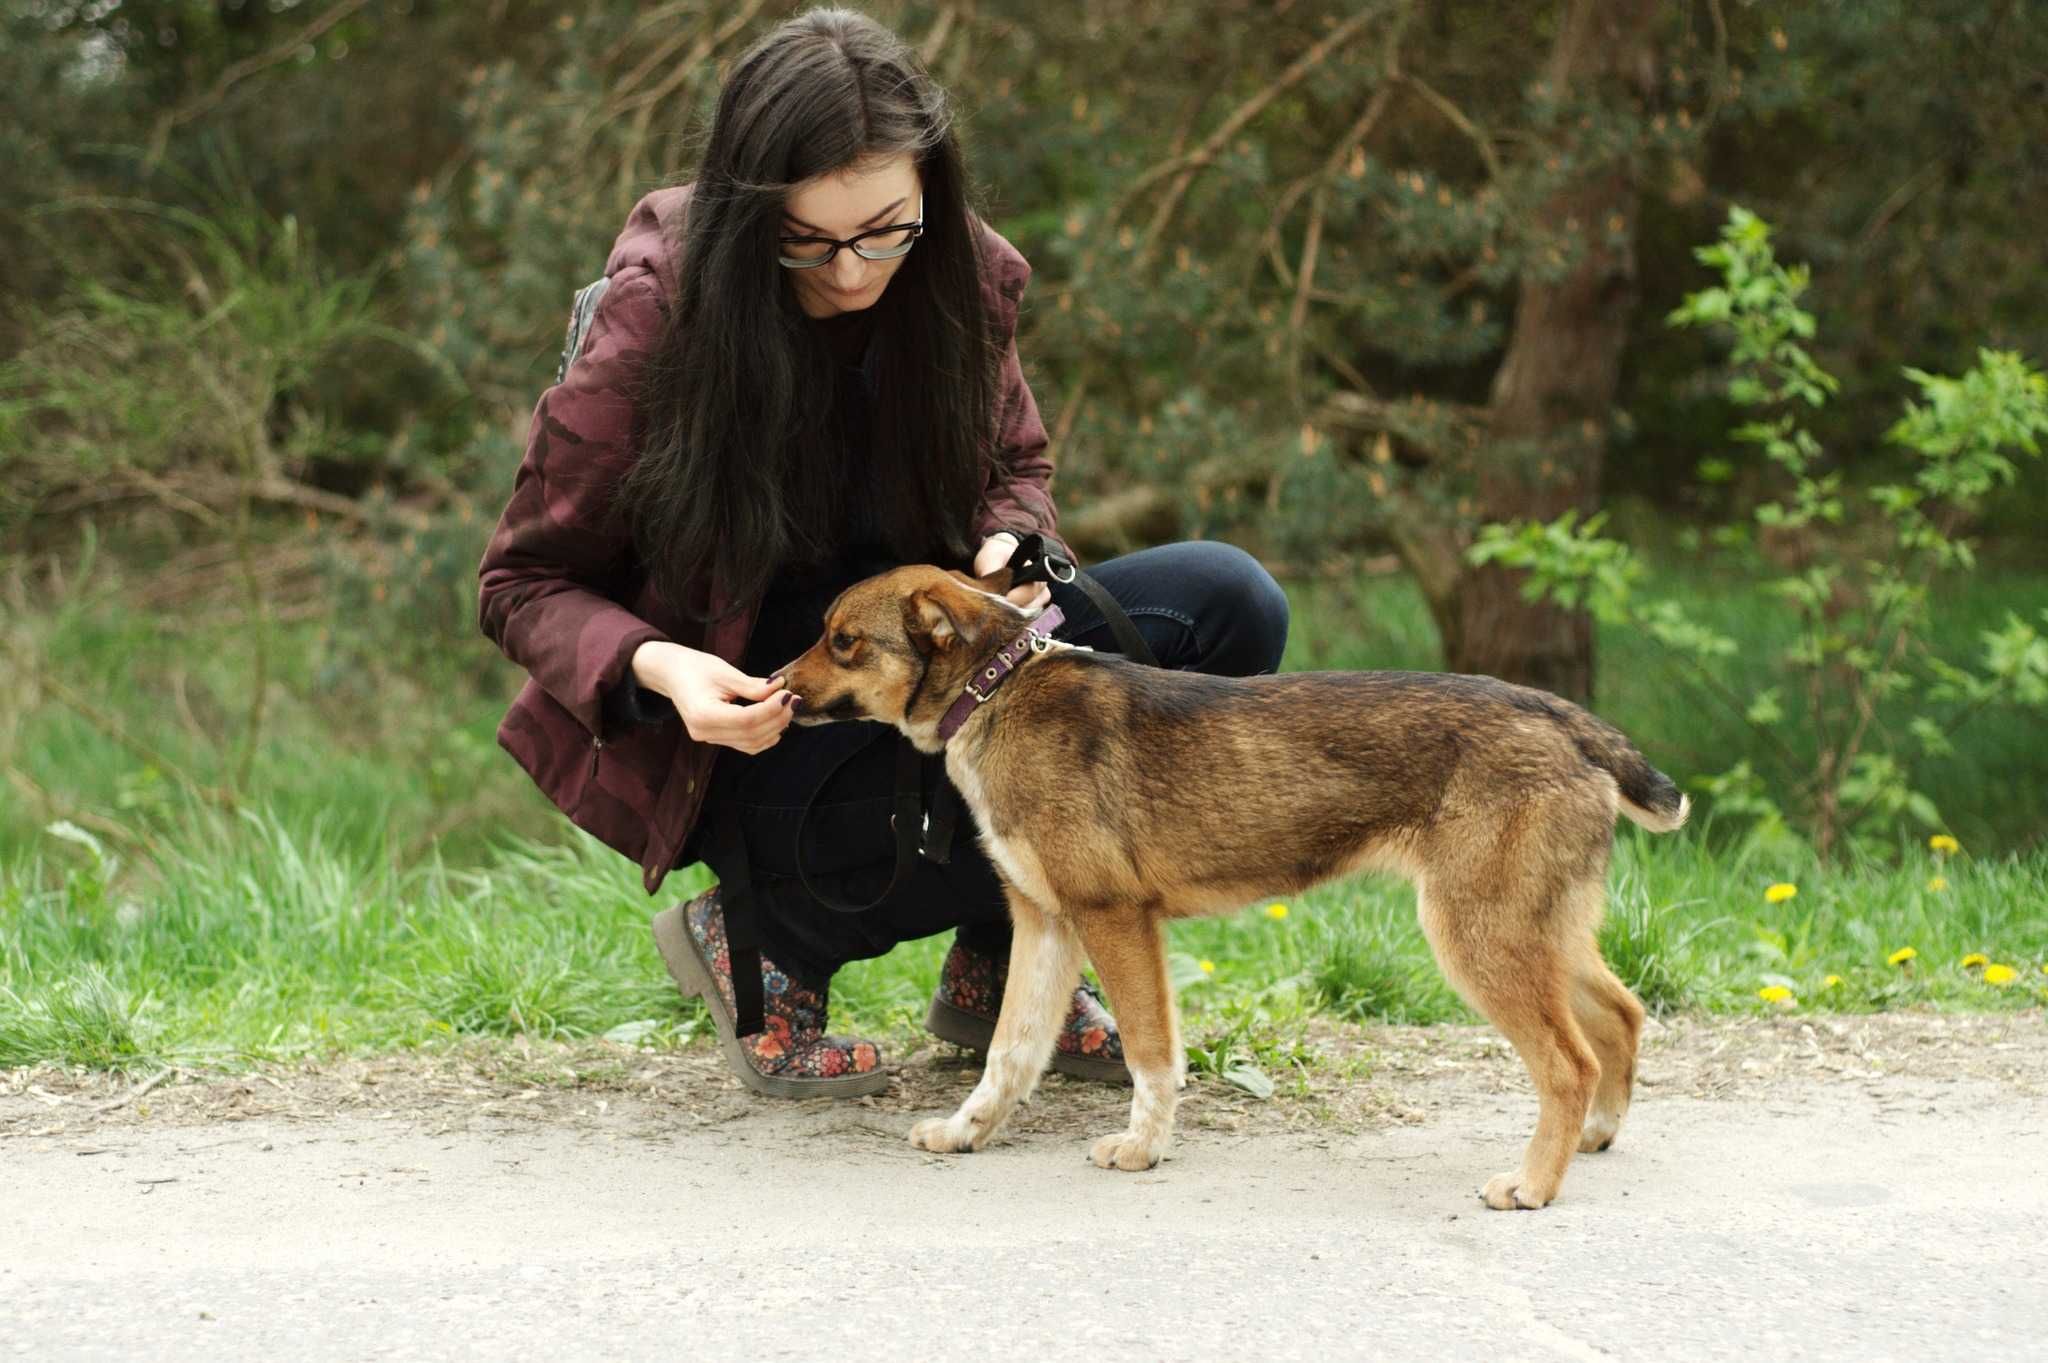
[
  {"x1": 715, "y1": 535, "x2": 1154, "y2": 1036},
  {"x1": 1005, "y1": 531, "x2": 1160, "y2": 667},
  {"x1": 716, "y1": 738, "x2": 950, "y2": 1036},
  {"x1": 793, "y1": 735, "x2": 938, "y2": 913}
]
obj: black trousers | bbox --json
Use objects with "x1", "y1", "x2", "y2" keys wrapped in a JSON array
[{"x1": 685, "y1": 541, "x2": 1291, "y2": 988}]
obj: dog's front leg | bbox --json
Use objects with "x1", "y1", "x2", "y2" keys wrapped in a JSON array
[
  {"x1": 1074, "y1": 906, "x2": 1178, "y2": 1171},
  {"x1": 910, "y1": 888, "x2": 1080, "y2": 1155}
]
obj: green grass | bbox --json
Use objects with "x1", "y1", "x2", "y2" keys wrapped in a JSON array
[
  {"x1": 4, "y1": 547, "x2": 2046, "y2": 1073},
  {"x1": 5, "y1": 804, "x2": 2043, "y2": 1073},
  {"x1": 1, "y1": 810, "x2": 714, "y2": 1070},
  {"x1": 1, "y1": 528, "x2": 552, "y2": 869}
]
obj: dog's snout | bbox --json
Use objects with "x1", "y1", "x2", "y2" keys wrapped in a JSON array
[{"x1": 816, "y1": 695, "x2": 866, "y2": 722}]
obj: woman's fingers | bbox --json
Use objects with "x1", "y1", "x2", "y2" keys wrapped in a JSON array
[
  {"x1": 724, "y1": 689, "x2": 798, "y2": 750},
  {"x1": 683, "y1": 687, "x2": 795, "y2": 750},
  {"x1": 713, "y1": 663, "x2": 785, "y2": 703},
  {"x1": 1004, "y1": 582, "x2": 1051, "y2": 611}
]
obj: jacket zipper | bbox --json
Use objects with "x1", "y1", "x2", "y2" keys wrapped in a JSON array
[{"x1": 589, "y1": 733, "x2": 605, "y2": 781}]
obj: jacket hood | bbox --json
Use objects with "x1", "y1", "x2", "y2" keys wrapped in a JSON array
[{"x1": 604, "y1": 185, "x2": 694, "y2": 298}]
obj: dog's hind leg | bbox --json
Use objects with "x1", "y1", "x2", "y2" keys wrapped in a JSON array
[
  {"x1": 1571, "y1": 942, "x2": 1645, "y2": 1154},
  {"x1": 910, "y1": 888, "x2": 1081, "y2": 1155},
  {"x1": 1072, "y1": 904, "x2": 1178, "y2": 1171},
  {"x1": 1418, "y1": 885, "x2": 1599, "y2": 1210}
]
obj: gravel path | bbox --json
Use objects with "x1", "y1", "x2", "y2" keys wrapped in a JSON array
[{"x1": 6, "y1": 1012, "x2": 2045, "y2": 1362}]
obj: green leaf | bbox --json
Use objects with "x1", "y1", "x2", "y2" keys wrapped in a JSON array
[
  {"x1": 1744, "y1": 689, "x2": 1784, "y2": 727},
  {"x1": 1222, "y1": 1064, "x2": 1275, "y2": 1100}
]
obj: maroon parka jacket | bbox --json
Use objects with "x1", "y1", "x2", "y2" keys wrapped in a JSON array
[{"x1": 476, "y1": 185, "x2": 1066, "y2": 896}]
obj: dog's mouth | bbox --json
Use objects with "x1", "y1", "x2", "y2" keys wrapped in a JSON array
[{"x1": 795, "y1": 693, "x2": 867, "y2": 724}]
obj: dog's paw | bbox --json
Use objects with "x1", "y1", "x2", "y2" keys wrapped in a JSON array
[
  {"x1": 1578, "y1": 1112, "x2": 1622, "y2": 1154},
  {"x1": 909, "y1": 1116, "x2": 981, "y2": 1154},
  {"x1": 1088, "y1": 1129, "x2": 1163, "y2": 1172},
  {"x1": 1480, "y1": 1171, "x2": 1552, "y2": 1210}
]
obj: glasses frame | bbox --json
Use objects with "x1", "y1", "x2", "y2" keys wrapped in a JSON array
[{"x1": 777, "y1": 195, "x2": 925, "y2": 269}]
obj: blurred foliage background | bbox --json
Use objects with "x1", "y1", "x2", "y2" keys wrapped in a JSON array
[{"x1": 3, "y1": 0, "x2": 2045, "y2": 865}]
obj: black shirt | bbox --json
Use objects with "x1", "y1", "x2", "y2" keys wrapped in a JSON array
[
  {"x1": 609, "y1": 309, "x2": 893, "y2": 723},
  {"x1": 739, "y1": 310, "x2": 892, "y2": 677}
]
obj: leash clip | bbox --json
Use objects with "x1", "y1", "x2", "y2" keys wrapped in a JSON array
[{"x1": 1008, "y1": 531, "x2": 1078, "y2": 586}]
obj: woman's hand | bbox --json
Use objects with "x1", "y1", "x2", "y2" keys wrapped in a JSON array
[
  {"x1": 973, "y1": 532, "x2": 1051, "y2": 613},
  {"x1": 632, "y1": 641, "x2": 794, "y2": 754}
]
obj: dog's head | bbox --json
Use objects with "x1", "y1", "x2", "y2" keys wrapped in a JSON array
[{"x1": 778, "y1": 564, "x2": 1041, "y2": 749}]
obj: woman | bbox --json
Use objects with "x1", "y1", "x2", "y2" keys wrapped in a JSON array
[{"x1": 478, "y1": 7, "x2": 1289, "y2": 1099}]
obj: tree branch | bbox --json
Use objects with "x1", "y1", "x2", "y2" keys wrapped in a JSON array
[
  {"x1": 1119, "y1": 3, "x2": 1395, "y2": 268},
  {"x1": 1397, "y1": 72, "x2": 1502, "y2": 180},
  {"x1": 147, "y1": 0, "x2": 373, "y2": 165}
]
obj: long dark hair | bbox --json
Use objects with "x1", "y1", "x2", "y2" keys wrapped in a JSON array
[{"x1": 621, "y1": 7, "x2": 998, "y2": 621}]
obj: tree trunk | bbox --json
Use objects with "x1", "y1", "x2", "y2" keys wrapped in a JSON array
[{"x1": 1432, "y1": 0, "x2": 1658, "y2": 702}]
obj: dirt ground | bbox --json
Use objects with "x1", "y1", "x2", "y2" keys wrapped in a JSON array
[
  {"x1": 6, "y1": 1011, "x2": 2047, "y2": 1362},
  {"x1": 9, "y1": 1010, "x2": 2045, "y2": 1143}
]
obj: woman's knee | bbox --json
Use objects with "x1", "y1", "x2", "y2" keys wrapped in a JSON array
[
  {"x1": 1181, "y1": 541, "x2": 1289, "y2": 676},
  {"x1": 1079, "y1": 539, "x2": 1290, "y2": 676}
]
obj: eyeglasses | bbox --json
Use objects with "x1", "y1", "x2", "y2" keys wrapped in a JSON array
[{"x1": 777, "y1": 195, "x2": 924, "y2": 269}]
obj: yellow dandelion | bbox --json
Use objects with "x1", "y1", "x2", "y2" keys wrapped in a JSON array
[
  {"x1": 1982, "y1": 964, "x2": 2018, "y2": 987},
  {"x1": 1265, "y1": 903, "x2": 1289, "y2": 921},
  {"x1": 1764, "y1": 882, "x2": 1798, "y2": 904},
  {"x1": 1960, "y1": 953, "x2": 1988, "y2": 969},
  {"x1": 1887, "y1": 946, "x2": 1918, "y2": 967},
  {"x1": 1928, "y1": 834, "x2": 1960, "y2": 855},
  {"x1": 1757, "y1": 985, "x2": 1794, "y2": 1004},
  {"x1": 1198, "y1": 958, "x2": 1216, "y2": 975},
  {"x1": 1822, "y1": 974, "x2": 1843, "y2": 989},
  {"x1": 1927, "y1": 876, "x2": 1949, "y2": 893}
]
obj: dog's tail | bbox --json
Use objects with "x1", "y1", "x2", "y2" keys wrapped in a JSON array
[{"x1": 1564, "y1": 707, "x2": 1691, "y2": 834}]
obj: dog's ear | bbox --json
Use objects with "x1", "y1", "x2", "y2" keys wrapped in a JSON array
[
  {"x1": 947, "y1": 566, "x2": 1015, "y2": 596},
  {"x1": 904, "y1": 587, "x2": 964, "y2": 654}
]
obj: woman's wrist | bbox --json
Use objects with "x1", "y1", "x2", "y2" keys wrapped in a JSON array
[{"x1": 632, "y1": 639, "x2": 690, "y2": 696}]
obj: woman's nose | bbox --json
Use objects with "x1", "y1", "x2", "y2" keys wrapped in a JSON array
[{"x1": 829, "y1": 252, "x2": 869, "y2": 290}]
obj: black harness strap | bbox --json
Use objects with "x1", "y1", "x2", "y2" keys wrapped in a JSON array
[{"x1": 701, "y1": 811, "x2": 767, "y2": 1038}]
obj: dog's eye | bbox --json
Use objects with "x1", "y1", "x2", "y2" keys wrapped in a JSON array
[{"x1": 830, "y1": 631, "x2": 856, "y2": 652}]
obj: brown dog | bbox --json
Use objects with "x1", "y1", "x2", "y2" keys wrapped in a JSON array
[{"x1": 777, "y1": 563, "x2": 1688, "y2": 1210}]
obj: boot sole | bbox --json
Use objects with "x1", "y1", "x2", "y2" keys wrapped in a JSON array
[
  {"x1": 652, "y1": 903, "x2": 888, "y2": 1100},
  {"x1": 924, "y1": 996, "x2": 1132, "y2": 1085}
]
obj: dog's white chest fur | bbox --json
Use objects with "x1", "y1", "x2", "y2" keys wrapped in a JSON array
[
  {"x1": 932, "y1": 641, "x2": 1088, "y2": 912},
  {"x1": 943, "y1": 747, "x2": 1057, "y2": 910}
]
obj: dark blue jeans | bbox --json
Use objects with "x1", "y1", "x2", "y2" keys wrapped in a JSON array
[{"x1": 696, "y1": 541, "x2": 1290, "y2": 986}]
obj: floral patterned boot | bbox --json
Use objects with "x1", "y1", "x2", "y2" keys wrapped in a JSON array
[
  {"x1": 923, "y1": 935, "x2": 1131, "y2": 1084},
  {"x1": 651, "y1": 886, "x2": 886, "y2": 1099}
]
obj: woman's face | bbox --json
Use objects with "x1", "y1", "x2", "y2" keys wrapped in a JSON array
[{"x1": 781, "y1": 153, "x2": 924, "y2": 319}]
